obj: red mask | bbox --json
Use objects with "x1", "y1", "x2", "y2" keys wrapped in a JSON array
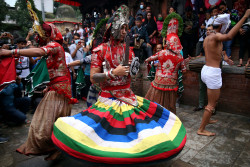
[{"x1": 165, "y1": 33, "x2": 182, "y2": 53}]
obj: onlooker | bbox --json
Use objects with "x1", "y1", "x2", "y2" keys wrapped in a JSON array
[
  {"x1": 144, "y1": 12, "x2": 158, "y2": 46},
  {"x1": 234, "y1": 0, "x2": 248, "y2": 18},
  {"x1": 172, "y1": 0, "x2": 187, "y2": 16},
  {"x1": 181, "y1": 6, "x2": 199, "y2": 58},
  {"x1": 156, "y1": 13, "x2": 164, "y2": 32},
  {"x1": 198, "y1": 7, "x2": 206, "y2": 27},
  {"x1": 69, "y1": 33, "x2": 84, "y2": 98},
  {"x1": 136, "y1": 1, "x2": 147, "y2": 19},
  {"x1": 0, "y1": 77, "x2": 30, "y2": 125},
  {"x1": 237, "y1": 19, "x2": 250, "y2": 67},
  {"x1": 169, "y1": 6, "x2": 176, "y2": 14},
  {"x1": 219, "y1": 2, "x2": 240, "y2": 59},
  {"x1": 155, "y1": 43, "x2": 163, "y2": 53},
  {"x1": 145, "y1": 6, "x2": 156, "y2": 21},
  {"x1": 64, "y1": 47, "x2": 76, "y2": 96},
  {"x1": 207, "y1": 6, "x2": 219, "y2": 28},
  {"x1": 130, "y1": 17, "x2": 152, "y2": 60},
  {"x1": 196, "y1": 11, "x2": 210, "y2": 57},
  {"x1": 194, "y1": 0, "x2": 205, "y2": 15},
  {"x1": 156, "y1": 13, "x2": 164, "y2": 44},
  {"x1": 154, "y1": 44, "x2": 163, "y2": 69},
  {"x1": 73, "y1": 24, "x2": 84, "y2": 39},
  {"x1": 128, "y1": 9, "x2": 135, "y2": 29},
  {"x1": 15, "y1": 38, "x2": 35, "y2": 90},
  {"x1": 64, "y1": 28, "x2": 73, "y2": 45}
]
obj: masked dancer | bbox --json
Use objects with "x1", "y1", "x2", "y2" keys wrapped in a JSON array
[{"x1": 52, "y1": 5, "x2": 186, "y2": 165}]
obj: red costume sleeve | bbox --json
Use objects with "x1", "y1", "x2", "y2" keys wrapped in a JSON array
[
  {"x1": 41, "y1": 42, "x2": 58, "y2": 56},
  {"x1": 91, "y1": 44, "x2": 105, "y2": 70}
]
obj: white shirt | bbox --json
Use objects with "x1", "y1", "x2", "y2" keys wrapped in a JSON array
[
  {"x1": 77, "y1": 28, "x2": 84, "y2": 39},
  {"x1": 65, "y1": 52, "x2": 74, "y2": 72},
  {"x1": 69, "y1": 44, "x2": 84, "y2": 69},
  {"x1": 16, "y1": 56, "x2": 30, "y2": 78}
]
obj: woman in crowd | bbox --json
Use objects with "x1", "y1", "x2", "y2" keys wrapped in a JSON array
[
  {"x1": 144, "y1": 11, "x2": 158, "y2": 47},
  {"x1": 52, "y1": 5, "x2": 186, "y2": 165}
]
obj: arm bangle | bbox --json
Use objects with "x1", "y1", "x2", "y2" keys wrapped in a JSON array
[
  {"x1": 105, "y1": 71, "x2": 110, "y2": 79},
  {"x1": 109, "y1": 69, "x2": 116, "y2": 79}
]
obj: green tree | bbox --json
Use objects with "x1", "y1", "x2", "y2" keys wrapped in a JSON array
[
  {"x1": 9, "y1": 0, "x2": 40, "y2": 37},
  {"x1": 0, "y1": 0, "x2": 9, "y2": 31}
]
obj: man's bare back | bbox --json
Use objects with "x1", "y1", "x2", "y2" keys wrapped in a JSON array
[{"x1": 203, "y1": 33, "x2": 223, "y2": 68}]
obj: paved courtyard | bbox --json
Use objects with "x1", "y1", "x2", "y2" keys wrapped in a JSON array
[{"x1": 0, "y1": 101, "x2": 250, "y2": 167}]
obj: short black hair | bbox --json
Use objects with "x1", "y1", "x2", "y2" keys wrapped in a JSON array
[
  {"x1": 207, "y1": 24, "x2": 213, "y2": 28},
  {"x1": 169, "y1": 6, "x2": 177, "y2": 12},
  {"x1": 205, "y1": 10, "x2": 210, "y2": 14},
  {"x1": 64, "y1": 47, "x2": 70, "y2": 53},
  {"x1": 210, "y1": 6, "x2": 218, "y2": 13},
  {"x1": 212, "y1": 24, "x2": 220, "y2": 30},
  {"x1": 135, "y1": 17, "x2": 142, "y2": 22},
  {"x1": 73, "y1": 33, "x2": 80, "y2": 37},
  {"x1": 185, "y1": 6, "x2": 193, "y2": 12},
  {"x1": 65, "y1": 28, "x2": 69, "y2": 31},
  {"x1": 16, "y1": 38, "x2": 27, "y2": 44},
  {"x1": 208, "y1": 24, "x2": 220, "y2": 30},
  {"x1": 136, "y1": 13, "x2": 143, "y2": 18},
  {"x1": 219, "y1": 2, "x2": 227, "y2": 7}
]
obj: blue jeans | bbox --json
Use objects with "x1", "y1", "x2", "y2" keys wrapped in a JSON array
[
  {"x1": 2, "y1": 97, "x2": 30, "y2": 124},
  {"x1": 223, "y1": 40, "x2": 233, "y2": 58},
  {"x1": 14, "y1": 97, "x2": 31, "y2": 114}
]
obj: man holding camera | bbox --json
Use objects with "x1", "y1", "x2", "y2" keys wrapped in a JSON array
[
  {"x1": 15, "y1": 38, "x2": 35, "y2": 91},
  {"x1": 69, "y1": 33, "x2": 88, "y2": 99},
  {"x1": 130, "y1": 17, "x2": 152, "y2": 61}
]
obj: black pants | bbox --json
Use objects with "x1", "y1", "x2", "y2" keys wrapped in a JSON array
[
  {"x1": 239, "y1": 36, "x2": 250, "y2": 60},
  {"x1": 181, "y1": 33, "x2": 195, "y2": 59},
  {"x1": 71, "y1": 69, "x2": 78, "y2": 98},
  {"x1": 81, "y1": 75, "x2": 91, "y2": 98}
]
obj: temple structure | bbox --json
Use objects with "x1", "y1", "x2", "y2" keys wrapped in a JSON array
[{"x1": 45, "y1": 5, "x2": 81, "y2": 34}]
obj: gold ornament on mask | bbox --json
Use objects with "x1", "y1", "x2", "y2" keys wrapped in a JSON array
[{"x1": 27, "y1": 1, "x2": 45, "y2": 39}]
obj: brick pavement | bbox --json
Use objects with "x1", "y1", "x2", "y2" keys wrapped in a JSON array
[{"x1": 0, "y1": 101, "x2": 249, "y2": 167}]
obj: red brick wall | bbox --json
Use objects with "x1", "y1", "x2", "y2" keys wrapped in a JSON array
[
  {"x1": 131, "y1": 67, "x2": 250, "y2": 117},
  {"x1": 181, "y1": 71, "x2": 250, "y2": 117}
]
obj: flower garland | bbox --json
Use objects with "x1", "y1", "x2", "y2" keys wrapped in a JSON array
[{"x1": 161, "y1": 12, "x2": 184, "y2": 38}]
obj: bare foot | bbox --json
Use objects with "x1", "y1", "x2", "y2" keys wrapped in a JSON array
[
  {"x1": 208, "y1": 119, "x2": 218, "y2": 124},
  {"x1": 197, "y1": 130, "x2": 216, "y2": 136}
]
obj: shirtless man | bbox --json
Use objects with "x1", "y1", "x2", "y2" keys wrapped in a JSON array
[{"x1": 197, "y1": 9, "x2": 250, "y2": 136}]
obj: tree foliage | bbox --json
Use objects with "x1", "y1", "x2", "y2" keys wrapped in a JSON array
[
  {"x1": 0, "y1": 0, "x2": 9, "y2": 30},
  {"x1": 9, "y1": 0, "x2": 34, "y2": 37}
]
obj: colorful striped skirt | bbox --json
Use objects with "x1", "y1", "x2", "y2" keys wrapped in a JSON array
[{"x1": 52, "y1": 95, "x2": 186, "y2": 164}]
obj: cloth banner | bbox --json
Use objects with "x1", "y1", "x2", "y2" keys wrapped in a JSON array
[
  {"x1": 76, "y1": 67, "x2": 86, "y2": 95},
  {"x1": 147, "y1": 63, "x2": 156, "y2": 81},
  {"x1": 0, "y1": 57, "x2": 16, "y2": 92},
  {"x1": 25, "y1": 57, "x2": 50, "y2": 97}
]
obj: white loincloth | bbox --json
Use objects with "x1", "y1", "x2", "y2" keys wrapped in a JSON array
[{"x1": 201, "y1": 65, "x2": 222, "y2": 89}]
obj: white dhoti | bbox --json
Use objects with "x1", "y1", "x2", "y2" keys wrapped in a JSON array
[{"x1": 201, "y1": 65, "x2": 222, "y2": 89}]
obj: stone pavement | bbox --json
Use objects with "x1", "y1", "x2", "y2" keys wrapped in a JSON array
[{"x1": 0, "y1": 101, "x2": 250, "y2": 167}]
